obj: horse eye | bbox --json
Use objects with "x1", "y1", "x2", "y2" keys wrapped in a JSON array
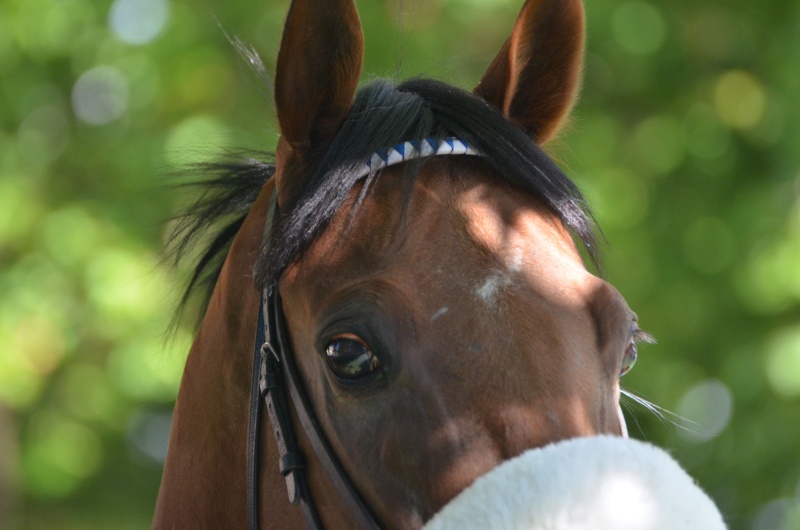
[
  {"x1": 324, "y1": 334, "x2": 381, "y2": 380},
  {"x1": 620, "y1": 337, "x2": 638, "y2": 377}
]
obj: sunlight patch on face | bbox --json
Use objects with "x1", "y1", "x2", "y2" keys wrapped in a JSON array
[{"x1": 506, "y1": 247, "x2": 524, "y2": 273}]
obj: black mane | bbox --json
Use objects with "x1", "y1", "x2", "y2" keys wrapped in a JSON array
[
  {"x1": 166, "y1": 154, "x2": 275, "y2": 327},
  {"x1": 170, "y1": 78, "x2": 600, "y2": 325}
]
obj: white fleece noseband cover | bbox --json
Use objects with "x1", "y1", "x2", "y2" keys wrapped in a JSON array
[{"x1": 423, "y1": 436, "x2": 727, "y2": 530}]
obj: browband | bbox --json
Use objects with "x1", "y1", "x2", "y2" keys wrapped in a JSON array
[{"x1": 355, "y1": 137, "x2": 479, "y2": 179}]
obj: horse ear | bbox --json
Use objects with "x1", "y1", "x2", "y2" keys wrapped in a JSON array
[
  {"x1": 274, "y1": 0, "x2": 364, "y2": 205},
  {"x1": 474, "y1": 0, "x2": 585, "y2": 144}
]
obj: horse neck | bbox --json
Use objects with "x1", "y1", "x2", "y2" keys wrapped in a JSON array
[{"x1": 153, "y1": 179, "x2": 302, "y2": 528}]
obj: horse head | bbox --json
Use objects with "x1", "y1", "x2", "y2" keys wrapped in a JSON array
[{"x1": 155, "y1": 0, "x2": 643, "y2": 527}]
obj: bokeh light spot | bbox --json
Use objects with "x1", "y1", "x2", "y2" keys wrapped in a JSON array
[
  {"x1": 13, "y1": 316, "x2": 65, "y2": 377},
  {"x1": 714, "y1": 70, "x2": 767, "y2": 130},
  {"x1": 17, "y1": 105, "x2": 69, "y2": 167},
  {"x1": 683, "y1": 104, "x2": 731, "y2": 161},
  {"x1": 163, "y1": 115, "x2": 231, "y2": 165},
  {"x1": 0, "y1": 327, "x2": 43, "y2": 409},
  {"x1": 23, "y1": 416, "x2": 104, "y2": 498},
  {"x1": 72, "y1": 66, "x2": 130, "y2": 125},
  {"x1": 611, "y1": 2, "x2": 666, "y2": 56},
  {"x1": 0, "y1": 177, "x2": 41, "y2": 246},
  {"x1": 175, "y1": 56, "x2": 233, "y2": 107},
  {"x1": 14, "y1": 0, "x2": 97, "y2": 58},
  {"x1": 594, "y1": 168, "x2": 650, "y2": 228},
  {"x1": 59, "y1": 364, "x2": 121, "y2": 427},
  {"x1": 0, "y1": 6, "x2": 12, "y2": 54},
  {"x1": 571, "y1": 114, "x2": 621, "y2": 167},
  {"x1": 632, "y1": 114, "x2": 686, "y2": 175},
  {"x1": 129, "y1": 410, "x2": 172, "y2": 464},
  {"x1": 109, "y1": 0, "x2": 170, "y2": 45},
  {"x1": 106, "y1": 328, "x2": 189, "y2": 401},
  {"x1": 765, "y1": 326, "x2": 800, "y2": 398},
  {"x1": 738, "y1": 235, "x2": 800, "y2": 314},
  {"x1": 784, "y1": 501, "x2": 800, "y2": 530},
  {"x1": 84, "y1": 248, "x2": 161, "y2": 328},
  {"x1": 752, "y1": 498, "x2": 800, "y2": 530},
  {"x1": 41, "y1": 206, "x2": 100, "y2": 268},
  {"x1": 676, "y1": 379, "x2": 733, "y2": 442}
]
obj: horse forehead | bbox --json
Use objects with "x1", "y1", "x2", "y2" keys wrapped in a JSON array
[
  {"x1": 412, "y1": 174, "x2": 591, "y2": 301},
  {"x1": 284, "y1": 163, "x2": 589, "y2": 308},
  {"x1": 452, "y1": 181, "x2": 583, "y2": 266},
  {"x1": 406, "y1": 163, "x2": 584, "y2": 267}
]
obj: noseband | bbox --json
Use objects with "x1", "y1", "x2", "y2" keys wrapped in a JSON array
[{"x1": 246, "y1": 139, "x2": 477, "y2": 530}]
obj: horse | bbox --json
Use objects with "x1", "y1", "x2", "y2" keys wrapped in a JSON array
[{"x1": 154, "y1": 0, "x2": 645, "y2": 527}]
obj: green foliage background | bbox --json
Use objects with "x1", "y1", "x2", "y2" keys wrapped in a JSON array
[{"x1": 1, "y1": 0, "x2": 799, "y2": 528}]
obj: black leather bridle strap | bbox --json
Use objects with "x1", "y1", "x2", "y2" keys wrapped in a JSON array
[
  {"x1": 248, "y1": 288, "x2": 322, "y2": 530},
  {"x1": 246, "y1": 299, "x2": 265, "y2": 529},
  {"x1": 270, "y1": 290, "x2": 381, "y2": 530},
  {"x1": 247, "y1": 196, "x2": 380, "y2": 530},
  {"x1": 248, "y1": 195, "x2": 318, "y2": 529}
]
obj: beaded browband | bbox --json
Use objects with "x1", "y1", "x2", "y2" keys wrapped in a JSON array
[{"x1": 355, "y1": 137, "x2": 479, "y2": 179}]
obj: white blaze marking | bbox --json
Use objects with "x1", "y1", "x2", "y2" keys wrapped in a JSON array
[
  {"x1": 474, "y1": 248, "x2": 524, "y2": 307},
  {"x1": 475, "y1": 271, "x2": 512, "y2": 306},
  {"x1": 431, "y1": 307, "x2": 449, "y2": 321}
]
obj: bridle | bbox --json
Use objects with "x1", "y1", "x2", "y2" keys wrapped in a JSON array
[
  {"x1": 244, "y1": 138, "x2": 628, "y2": 529},
  {"x1": 246, "y1": 241, "x2": 380, "y2": 529},
  {"x1": 246, "y1": 138, "x2": 478, "y2": 530}
]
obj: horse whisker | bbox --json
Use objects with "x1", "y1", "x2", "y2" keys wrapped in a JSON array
[
  {"x1": 620, "y1": 388, "x2": 706, "y2": 434},
  {"x1": 620, "y1": 398, "x2": 648, "y2": 439}
]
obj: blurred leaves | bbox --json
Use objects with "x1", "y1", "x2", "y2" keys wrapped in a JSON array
[{"x1": 1, "y1": 0, "x2": 799, "y2": 528}]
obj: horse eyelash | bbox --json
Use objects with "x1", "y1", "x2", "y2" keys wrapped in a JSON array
[{"x1": 632, "y1": 329, "x2": 656, "y2": 345}]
